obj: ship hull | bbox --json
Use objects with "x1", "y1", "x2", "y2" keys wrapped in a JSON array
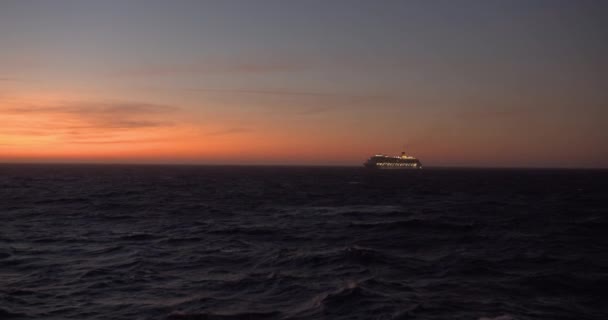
[
  {"x1": 364, "y1": 153, "x2": 422, "y2": 169},
  {"x1": 366, "y1": 165, "x2": 421, "y2": 169}
]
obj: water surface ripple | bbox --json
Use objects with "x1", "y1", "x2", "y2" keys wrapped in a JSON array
[{"x1": 1, "y1": 165, "x2": 606, "y2": 320}]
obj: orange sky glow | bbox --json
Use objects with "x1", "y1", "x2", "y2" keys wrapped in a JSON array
[{"x1": 1, "y1": 1, "x2": 607, "y2": 167}]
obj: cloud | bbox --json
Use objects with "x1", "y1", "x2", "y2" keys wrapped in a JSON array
[
  {"x1": 6, "y1": 102, "x2": 175, "y2": 116},
  {"x1": 456, "y1": 106, "x2": 535, "y2": 119},
  {"x1": 294, "y1": 106, "x2": 334, "y2": 115},
  {"x1": 65, "y1": 120, "x2": 171, "y2": 129},
  {"x1": 67, "y1": 137, "x2": 167, "y2": 145},
  {"x1": 191, "y1": 88, "x2": 389, "y2": 100},
  {"x1": 0, "y1": 100, "x2": 180, "y2": 145},
  {"x1": 4, "y1": 102, "x2": 178, "y2": 129},
  {"x1": 190, "y1": 88, "x2": 392, "y2": 116},
  {"x1": 117, "y1": 60, "x2": 302, "y2": 77},
  {"x1": 205, "y1": 127, "x2": 252, "y2": 136}
]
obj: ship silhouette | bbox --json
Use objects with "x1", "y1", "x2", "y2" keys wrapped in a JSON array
[{"x1": 364, "y1": 151, "x2": 422, "y2": 169}]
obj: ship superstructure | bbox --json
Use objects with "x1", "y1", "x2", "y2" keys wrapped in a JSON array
[{"x1": 364, "y1": 151, "x2": 422, "y2": 169}]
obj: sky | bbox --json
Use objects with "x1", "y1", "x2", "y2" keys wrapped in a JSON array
[{"x1": 1, "y1": 0, "x2": 607, "y2": 167}]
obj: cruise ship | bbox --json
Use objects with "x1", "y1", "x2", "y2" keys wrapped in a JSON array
[{"x1": 364, "y1": 151, "x2": 422, "y2": 169}]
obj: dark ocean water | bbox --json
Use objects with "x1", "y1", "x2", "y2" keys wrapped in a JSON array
[{"x1": 1, "y1": 165, "x2": 607, "y2": 320}]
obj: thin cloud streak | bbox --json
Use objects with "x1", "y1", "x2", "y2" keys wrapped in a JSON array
[
  {"x1": 5, "y1": 102, "x2": 177, "y2": 116},
  {"x1": 0, "y1": 100, "x2": 181, "y2": 145},
  {"x1": 294, "y1": 106, "x2": 335, "y2": 115},
  {"x1": 181, "y1": 87, "x2": 393, "y2": 117},
  {"x1": 3, "y1": 102, "x2": 178, "y2": 130},
  {"x1": 67, "y1": 138, "x2": 168, "y2": 145},
  {"x1": 191, "y1": 88, "x2": 386, "y2": 99},
  {"x1": 456, "y1": 106, "x2": 537, "y2": 119},
  {"x1": 117, "y1": 61, "x2": 303, "y2": 77},
  {"x1": 64, "y1": 120, "x2": 173, "y2": 129},
  {"x1": 205, "y1": 127, "x2": 252, "y2": 136}
]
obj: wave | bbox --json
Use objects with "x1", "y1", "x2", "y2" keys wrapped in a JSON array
[
  {"x1": 0, "y1": 308, "x2": 28, "y2": 319},
  {"x1": 349, "y1": 218, "x2": 478, "y2": 234},
  {"x1": 167, "y1": 311, "x2": 282, "y2": 320},
  {"x1": 479, "y1": 315, "x2": 515, "y2": 320},
  {"x1": 2, "y1": 166, "x2": 606, "y2": 320},
  {"x1": 117, "y1": 232, "x2": 160, "y2": 241}
]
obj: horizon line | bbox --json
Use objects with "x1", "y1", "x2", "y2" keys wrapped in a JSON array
[{"x1": 0, "y1": 161, "x2": 606, "y2": 170}]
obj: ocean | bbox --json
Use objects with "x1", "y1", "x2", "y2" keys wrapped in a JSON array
[{"x1": 1, "y1": 165, "x2": 606, "y2": 320}]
